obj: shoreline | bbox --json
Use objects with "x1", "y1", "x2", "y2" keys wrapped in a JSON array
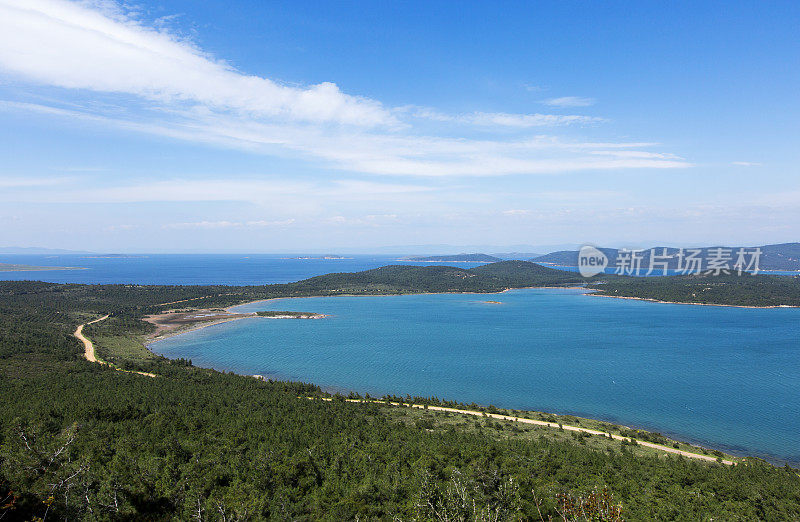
[
  {"x1": 146, "y1": 286, "x2": 587, "y2": 346},
  {"x1": 536, "y1": 262, "x2": 800, "y2": 275},
  {"x1": 224, "y1": 285, "x2": 590, "y2": 313},
  {"x1": 148, "y1": 284, "x2": 797, "y2": 347},
  {"x1": 146, "y1": 311, "x2": 328, "y2": 345},
  {"x1": 586, "y1": 292, "x2": 800, "y2": 309},
  {"x1": 0, "y1": 265, "x2": 87, "y2": 272},
  {"x1": 138, "y1": 287, "x2": 793, "y2": 466},
  {"x1": 146, "y1": 315, "x2": 259, "y2": 345}
]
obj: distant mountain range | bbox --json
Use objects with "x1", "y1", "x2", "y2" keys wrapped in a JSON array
[
  {"x1": 402, "y1": 253, "x2": 503, "y2": 263},
  {"x1": 532, "y1": 243, "x2": 800, "y2": 272},
  {"x1": 491, "y1": 252, "x2": 544, "y2": 260},
  {"x1": 0, "y1": 246, "x2": 95, "y2": 255}
]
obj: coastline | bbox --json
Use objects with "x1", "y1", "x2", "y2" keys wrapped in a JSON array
[
  {"x1": 147, "y1": 286, "x2": 588, "y2": 346},
  {"x1": 146, "y1": 311, "x2": 328, "y2": 346},
  {"x1": 138, "y1": 286, "x2": 793, "y2": 465},
  {"x1": 225, "y1": 285, "x2": 590, "y2": 313},
  {"x1": 149, "y1": 284, "x2": 796, "y2": 349},
  {"x1": 146, "y1": 315, "x2": 259, "y2": 345},
  {"x1": 0, "y1": 265, "x2": 87, "y2": 272},
  {"x1": 586, "y1": 292, "x2": 800, "y2": 309}
]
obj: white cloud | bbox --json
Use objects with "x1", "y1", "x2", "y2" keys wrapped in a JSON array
[
  {"x1": 0, "y1": 0, "x2": 394, "y2": 127},
  {"x1": 163, "y1": 219, "x2": 296, "y2": 229},
  {"x1": 523, "y1": 84, "x2": 546, "y2": 92},
  {"x1": 411, "y1": 108, "x2": 604, "y2": 127},
  {"x1": 543, "y1": 96, "x2": 596, "y2": 107},
  {"x1": 502, "y1": 209, "x2": 531, "y2": 215},
  {"x1": 0, "y1": 177, "x2": 436, "y2": 205},
  {"x1": 590, "y1": 150, "x2": 682, "y2": 160},
  {"x1": 0, "y1": 176, "x2": 71, "y2": 188},
  {"x1": 0, "y1": 0, "x2": 688, "y2": 178},
  {"x1": 102, "y1": 223, "x2": 137, "y2": 232},
  {"x1": 731, "y1": 161, "x2": 761, "y2": 167},
  {"x1": 2, "y1": 101, "x2": 689, "y2": 177},
  {"x1": 246, "y1": 219, "x2": 296, "y2": 227}
]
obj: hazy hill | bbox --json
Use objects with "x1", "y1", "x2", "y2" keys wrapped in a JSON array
[
  {"x1": 289, "y1": 261, "x2": 586, "y2": 295},
  {"x1": 533, "y1": 242, "x2": 800, "y2": 271},
  {"x1": 402, "y1": 253, "x2": 503, "y2": 262},
  {"x1": 0, "y1": 246, "x2": 94, "y2": 255}
]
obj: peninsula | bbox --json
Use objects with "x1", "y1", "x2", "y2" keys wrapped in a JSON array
[{"x1": 0, "y1": 262, "x2": 84, "y2": 272}]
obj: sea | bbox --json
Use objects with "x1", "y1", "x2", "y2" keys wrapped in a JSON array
[
  {"x1": 4, "y1": 254, "x2": 798, "y2": 464},
  {"x1": 0, "y1": 254, "x2": 475, "y2": 285}
]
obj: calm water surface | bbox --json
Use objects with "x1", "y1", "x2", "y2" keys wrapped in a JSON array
[
  {"x1": 0, "y1": 254, "x2": 486, "y2": 284},
  {"x1": 151, "y1": 288, "x2": 800, "y2": 464}
]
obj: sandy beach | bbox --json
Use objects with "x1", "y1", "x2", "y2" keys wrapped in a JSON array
[{"x1": 145, "y1": 308, "x2": 327, "y2": 344}]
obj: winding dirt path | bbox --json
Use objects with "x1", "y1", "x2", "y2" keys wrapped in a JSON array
[
  {"x1": 312, "y1": 397, "x2": 735, "y2": 465},
  {"x1": 74, "y1": 315, "x2": 156, "y2": 377},
  {"x1": 74, "y1": 315, "x2": 109, "y2": 363}
]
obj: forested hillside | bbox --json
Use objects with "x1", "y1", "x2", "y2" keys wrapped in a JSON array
[
  {"x1": 590, "y1": 273, "x2": 800, "y2": 307},
  {"x1": 2, "y1": 266, "x2": 800, "y2": 520}
]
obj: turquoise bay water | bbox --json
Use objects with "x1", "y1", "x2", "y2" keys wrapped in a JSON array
[{"x1": 151, "y1": 288, "x2": 800, "y2": 464}]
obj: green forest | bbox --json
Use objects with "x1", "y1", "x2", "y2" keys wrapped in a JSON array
[
  {"x1": 2, "y1": 262, "x2": 800, "y2": 520},
  {"x1": 589, "y1": 272, "x2": 800, "y2": 307}
]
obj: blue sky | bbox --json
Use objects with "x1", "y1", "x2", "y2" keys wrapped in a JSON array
[{"x1": 0, "y1": 0, "x2": 798, "y2": 252}]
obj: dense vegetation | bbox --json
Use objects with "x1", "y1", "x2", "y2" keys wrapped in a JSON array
[
  {"x1": 290, "y1": 262, "x2": 588, "y2": 296},
  {"x1": 590, "y1": 272, "x2": 800, "y2": 307},
  {"x1": 2, "y1": 264, "x2": 800, "y2": 520}
]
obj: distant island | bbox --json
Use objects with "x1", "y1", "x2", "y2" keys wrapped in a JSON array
[
  {"x1": 401, "y1": 253, "x2": 502, "y2": 262},
  {"x1": 281, "y1": 255, "x2": 353, "y2": 260},
  {"x1": 0, "y1": 263, "x2": 84, "y2": 272},
  {"x1": 81, "y1": 254, "x2": 148, "y2": 259},
  {"x1": 0, "y1": 246, "x2": 94, "y2": 255},
  {"x1": 255, "y1": 310, "x2": 326, "y2": 318}
]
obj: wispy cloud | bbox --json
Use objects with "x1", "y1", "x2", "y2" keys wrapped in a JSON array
[
  {"x1": 2, "y1": 101, "x2": 689, "y2": 177},
  {"x1": 543, "y1": 96, "x2": 596, "y2": 108},
  {"x1": 731, "y1": 161, "x2": 761, "y2": 167},
  {"x1": 410, "y1": 108, "x2": 604, "y2": 127},
  {"x1": 163, "y1": 219, "x2": 296, "y2": 230},
  {"x1": 523, "y1": 84, "x2": 547, "y2": 93},
  {"x1": 0, "y1": 1, "x2": 685, "y2": 178},
  {"x1": 0, "y1": 176, "x2": 72, "y2": 188},
  {"x1": 0, "y1": 177, "x2": 435, "y2": 204},
  {"x1": 0, "y1": 0, "x2": 393, "y2": 127},
  {"x1": 102, "y1": 224, "x2": 138, "y2": 232}
]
